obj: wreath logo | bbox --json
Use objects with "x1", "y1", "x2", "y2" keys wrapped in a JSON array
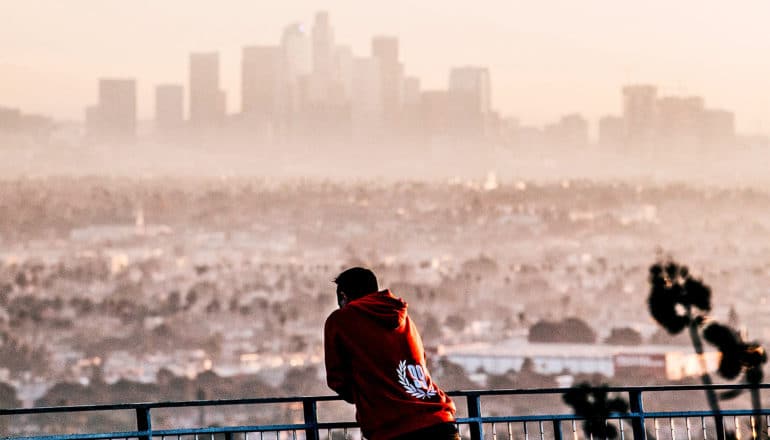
[{"x1": 397, "y1": 360, "x2": 437, "y2": 399}]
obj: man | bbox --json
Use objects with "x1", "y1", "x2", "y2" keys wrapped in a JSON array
[{"x1": 324, "y1": 267, "x2": 458, "y2": 440}]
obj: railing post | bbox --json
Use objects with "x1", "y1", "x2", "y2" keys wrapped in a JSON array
[
  {"x1": 628, "y1": 390, "x2": 646, "y2": 440},
  {"x1": 715, "y1": 411, "x2": 726, "y2": 440},
  {"x1": 466, "y1": 393, "x2": 483, "y2": 440},
  {"x1": 303, "y1": 398, "x2": 319, "y2": 440},
  {"x1": 136, "y1": 406, "x2": 152, "y2": 440},
  {"x1": 553, "y1": 420, "x2": 563, "y2": 440}
]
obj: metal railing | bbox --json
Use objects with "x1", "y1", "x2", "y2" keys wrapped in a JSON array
[{"x1": 1, "y1": 384, "x2": 768, "y2": 440}]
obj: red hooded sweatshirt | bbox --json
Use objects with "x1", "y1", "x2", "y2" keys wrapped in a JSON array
[{"x1": 324, "y1": 289, "x2": 456, "y2": 440}]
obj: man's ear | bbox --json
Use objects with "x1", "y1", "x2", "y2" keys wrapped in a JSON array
[{"x1": 337, "y1": 291, "x2": 348, "y2": 308}]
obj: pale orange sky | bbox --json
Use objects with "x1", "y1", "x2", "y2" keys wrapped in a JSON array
[{"x1": 1, "y1": 0, "x2": 769, "y2": 134}]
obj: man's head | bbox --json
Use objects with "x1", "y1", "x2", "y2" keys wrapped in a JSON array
[{"x1": 334, "y1": 267, "x2": 378, "y2": 307}]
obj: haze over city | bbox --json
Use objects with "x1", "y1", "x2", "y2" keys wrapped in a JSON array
[{"x1": 3, "y1": 1, "x2": 770, "y2": 134}]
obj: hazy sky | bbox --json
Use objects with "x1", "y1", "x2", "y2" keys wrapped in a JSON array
[{"x1": 2, "y1": 1, "x2": 770, "y2": 134}]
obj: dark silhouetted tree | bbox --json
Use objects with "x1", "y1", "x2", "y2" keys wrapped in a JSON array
[
  {"x1": 563, "y1": 383, "x2": 628, "y2": 439},
  {"x1": 647, "y1": 259, "x2": 767, "y2": 437}
]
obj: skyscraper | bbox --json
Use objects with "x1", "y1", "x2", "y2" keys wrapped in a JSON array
[
  {"x1": 189, "y1": 52, "x2": 225, "y2": 126},
  {"x1": 449, "y1": 66, "x2": 492, "y2": 137},
  {"x1": 241, "y1": 45, "x2": 282, "y2": 118},
  {"x1": 280, "y1": 23, "x2": 312, "y2": 129},
  {"x1": 312, "y1": 11, "x2": 334, "y2": 79},
  {"x1": 449, "y1": 67, "x2": 491, "y2": 114},
  {"x1": 155, "y1": 84, "x2": 184, "y2": 131},
  {"x1": 334, "y1": 45, "x2": 354, "y2": 101},
  {"x1": 371, "y1": 36, "x2": 403, "y2": 128},
  {"x1": 350, "y1": 56, "x2": 382, "y2": 139},
  {"x1": 622, "y1": 85, "x2": 657, "y2": 145},
  {"x1": 656, "y1": 95, "x2": 704, "y2": 146},
  {"x1": 86, "y1": 78, "x2": 137, "y2": 141},
  {"x1": 281, "y1": 23, "x2": 312, "y2": 84}
]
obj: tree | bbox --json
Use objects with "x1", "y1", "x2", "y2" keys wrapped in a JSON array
[
  {"x1": 604, "y1": 327, "x2": 642, "y2": 345},
  {"x1": 528, "y1": 318, "x2": 596, "y2": 344}
]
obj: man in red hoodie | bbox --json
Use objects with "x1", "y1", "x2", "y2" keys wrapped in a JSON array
[{"x1": 324, "y1": 267, "x2": 458, "y2": 440}]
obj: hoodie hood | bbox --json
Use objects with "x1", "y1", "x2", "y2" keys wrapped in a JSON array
[{"x1": 346, "y1": 289, "x2": 407, "y2": 329}]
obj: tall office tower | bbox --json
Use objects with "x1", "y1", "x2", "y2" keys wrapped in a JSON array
[
  {"x1": 281, "y1": 23, "x2": 312, "y2": 84},
  {"x1": 333, "y1": 45, "x2": 354, "y2": 100},
  {"x1": 241, "y1": 45, "x2": 282, "y2": 118},
  {"x1": 350, "y1": 56, "x2": 382, "y2": 138},
  {"x1": 189, "y1": 52, "x2": 224, "y2": 126},
  {"x1": 401, "y1": 76, "x2": 422, "y2": 136},
  {"x1": 155, "y1": 84, "x2": 184, "y2": 131},
  {"x1": 371, "y1": 36, "x2": 403, "y2": 127},
  {"x1": 598, "y1": 115, "x2": 625, "y2": 149},
  {"x1": 312, "y1": 11, "x2": 334, "y2": 79},
  {"x1": 656, "y1": 96, "x2": 704, "y2": 147},
  {"x1": 402, "y1": 76, "x2": 421, "y2": 107},
  {"x1": 86, "y1": 78, "x2": 137, "y2": 140},
  {"x1": 280, "y1": 23, "x2": 312, "y2": 124},
  {"x1": 622, "y1": 84, "x2": 657, "y2": 145},
  {"x1": 448, "y1": 66, "x2": 492, "y2": 137},
  {"x1": 449, "y1": 66, "x2": 491, "y2": 113}
]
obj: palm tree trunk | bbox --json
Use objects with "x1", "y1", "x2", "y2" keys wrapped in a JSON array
[
  {"x1": 750, "y1": 385, "x2": 763, "y2": 440},
  {"x1": 688, "y1": 319, "x2": 725, "y2": 440}
]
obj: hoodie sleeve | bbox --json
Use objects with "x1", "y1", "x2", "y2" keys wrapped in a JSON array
[{"x1": 324, "y1": 314, "x2": 354, "y2": 403}]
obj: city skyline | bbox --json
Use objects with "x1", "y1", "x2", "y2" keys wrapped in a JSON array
[{"x1": 2, "y1": 1, "x2": 770, "y2": 135}]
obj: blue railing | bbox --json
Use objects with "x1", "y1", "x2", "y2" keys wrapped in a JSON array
[{"x1": 2, "y1": 384, "x2": 768, "y2": 440}]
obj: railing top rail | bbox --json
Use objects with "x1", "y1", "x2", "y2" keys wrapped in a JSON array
[{"x1": 2, "y1": 383, "x2": 767, "y2": 416}]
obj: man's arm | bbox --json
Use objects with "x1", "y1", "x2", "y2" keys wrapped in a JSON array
[{"x1": 324, "y1": 317, "x2": 354, "y2": 403}]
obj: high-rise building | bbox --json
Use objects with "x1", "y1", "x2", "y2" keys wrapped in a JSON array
[
  {"x1": 312, "y1": 11, "x2": 334, "y2": 79},
  {"x1": 189, "y1": 52, "x2": 224, "y2": 126},
  {"x1": 656, "y1": 96, "x2": 704, "y2": 146},
  {"x1": 350, "y1": 56, "x2": 382, "y2": 138},
  {"x1": 281, "y1": 23, "x2": 312, "y2": 84},
  {"x1": 371, "y1": 36, "x2": 403, "y2": 127},
  {"x1": 334, "y1": 45, "x2": 354, "y2": 101},
  {"x1": 622, "y1": 84, "x2": 657, "y2": 145},
  {"x1": 402, "y1": 77, "x2": 421, "y2": 107},
  {"x1": 280, "y1": 23, "x2": 312, "y2": 127},
  {"x1": 401, "y1": 76, "x2": 422, "y2": 137},
  {"x1": 86, "y1": 78, "x2": 137, "y2": 140},
  {"x1": 155, "y1": 84, "x2": 184, "y2": 131},
  {"x1": 449, "y1": 66, "x2": 491, "y2": 114},
  {"x1": 241, "y1": 45, "x2": 282, "y2": 118},
  {"x1": 449, "y1": 66, "x2": 492, "y2": 137}
]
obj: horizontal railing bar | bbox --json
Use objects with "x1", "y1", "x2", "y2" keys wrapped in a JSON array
[
  {"x1": 4, "y1": 421, "x2": 362, "y2": 440},
  {"x1": 457, "y1": 408, "x2": 770, "y2": 425},
  {"x1": 3, "y1": 383, "x2": 767, "y2": 415},
  {"x1": 448, "y1": 383, "x2": 770, "y2": 396}
]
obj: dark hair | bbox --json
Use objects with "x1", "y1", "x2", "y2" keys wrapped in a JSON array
[{"x1": 334, "y1": 267, "x2": 378, "y2": 300}]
